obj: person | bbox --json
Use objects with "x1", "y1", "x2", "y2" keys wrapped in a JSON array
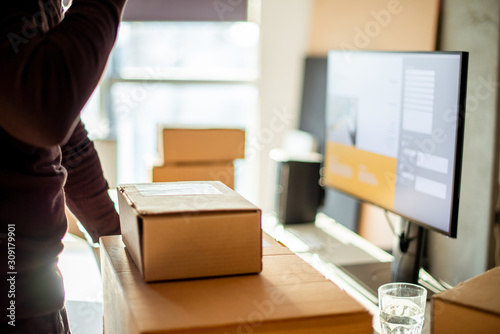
[{"x1": 0, "y1": 0, "x2": 127, "y2": 332}]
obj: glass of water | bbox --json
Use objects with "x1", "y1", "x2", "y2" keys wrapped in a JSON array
[{"x1": 378, "y1": 282, "x2": 427, "y2": 334}]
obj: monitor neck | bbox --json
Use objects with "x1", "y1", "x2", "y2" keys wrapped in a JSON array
[{"x1": 391, "y1": 222, "x2": 425, "y2": 284}]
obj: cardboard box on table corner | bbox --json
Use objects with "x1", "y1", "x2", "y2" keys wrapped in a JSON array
[
  {"x1": 100, "y1": 234, "x2": 373, "y2": 334},
  {"x1": 157, "y1": 127, "x2": 246, "y2": 163},
  {"x1": 431, "y1": 266, "x2": 500, "y2": 333},
  {"x1": 117, "y1": 181, "x2": 262, "y2": 282}
]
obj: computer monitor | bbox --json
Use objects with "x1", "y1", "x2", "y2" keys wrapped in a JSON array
[
  {"x1": 325, "y1": 50, "x2": 468, "y2": 238},
  {"x1": 298, "y1": 56, "x2": 361, "y2": 231},
  {"x1": 324, "y1": 50, "x2": 468, "y2": 290}
]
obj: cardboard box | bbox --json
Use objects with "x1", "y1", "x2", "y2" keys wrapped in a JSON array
[
  {"x1": 151, "y1": 162, "x2": 235, "y2": 189},
  {"x1": 101, "y1": 234, "x2": 373, "y2": 334},
  {"x1": 431, "y1": 266, "x2": 500, "y2": 333},
  {"x1": 158, "y1": 127, "x2": 245, "y2": 163},
  {"x1": 308, "y1": 0, "x2": 439, "y2": 56},
  {"x1": 117, "y1": 181, "x2": 262, "y2": 282}
]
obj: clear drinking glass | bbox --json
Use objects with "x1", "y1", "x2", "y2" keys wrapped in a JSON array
[{"x1": 378, "y1": 282, "x2": 427, "y2": 334}]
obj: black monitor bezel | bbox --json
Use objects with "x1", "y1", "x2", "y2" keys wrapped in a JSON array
[{"x1": 324, "y1": 50, "x2": 469, "y2": 238}]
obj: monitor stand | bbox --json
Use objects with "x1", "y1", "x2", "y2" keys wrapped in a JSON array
[
  {"x1": 338, "y1": 224, "x2": 432, "y2": 299},
  {"x1": 338, "y1": 261, "x2": 393, "y2": 298}
]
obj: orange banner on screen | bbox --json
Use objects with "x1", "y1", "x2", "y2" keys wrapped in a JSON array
[{"x1": 324, "y1": 141, "x2": 397, "y2": 210}]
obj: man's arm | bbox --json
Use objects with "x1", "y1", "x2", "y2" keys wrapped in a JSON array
[
  {"x1": 62, "y1": 120, "x2": 121, "y2": 244},
  {"x1": 0, "y1": 0, "x2": 127, "y2": 147}
]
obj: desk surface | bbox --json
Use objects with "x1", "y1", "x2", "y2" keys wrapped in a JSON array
[
  {"x1": 261, "y1": 213, "x2": 441, "y2": 334},
  {"x1": 61, "y1": 209, "x2": 439, "y2": 334}
]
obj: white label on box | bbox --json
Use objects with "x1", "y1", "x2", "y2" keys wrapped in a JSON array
[
  {"x1": 262, "y1": 240, "x2": 271, "y2": 247},
  {"x1": 136, "y1": 183, "x2": 223, "y2": 197}
]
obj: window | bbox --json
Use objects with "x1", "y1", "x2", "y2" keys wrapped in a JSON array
[{"x1": 82, "y1": 21, "x2": 259, "y2": 198}]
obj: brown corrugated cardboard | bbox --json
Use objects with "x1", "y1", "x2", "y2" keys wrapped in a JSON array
[
  {"x1": 117, "y1": 181, "x2": 262, "y2": 282},
  {"x1": 158, "y1": 127, "x2": 245, "y2": 163},
  {"x1": 151, "y1": 161, "x2": 235, "y2": 189},
  {"x1": 431, "y1": 266, "x2": 500, "y2": 333},
  {"x1": 101, "y1": 235, "x2": 373, "y2": 334},
  {"x1": 308, "y1": 0, "x2": 440, "y2": 56}
]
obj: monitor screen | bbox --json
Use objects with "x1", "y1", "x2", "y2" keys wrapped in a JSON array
[{"x1": 324, "y1": 50, "x2": 468, "y2": 238}]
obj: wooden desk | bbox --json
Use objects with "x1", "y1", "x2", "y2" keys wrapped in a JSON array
[
  {"x1": 100, "y1": 234, "x2": 372, "y2": 333},
  {"x1": 261, "y1": 213, "x2": 439, "y2": 334}
]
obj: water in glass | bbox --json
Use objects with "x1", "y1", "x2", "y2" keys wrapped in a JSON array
[{"x1": 380, "y1": 298, "x2": 424, "y2": 334}]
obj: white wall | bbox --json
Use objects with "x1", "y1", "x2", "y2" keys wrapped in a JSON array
[{"x1": 255, "y1": 0, "x2": 313, "y2": 212}]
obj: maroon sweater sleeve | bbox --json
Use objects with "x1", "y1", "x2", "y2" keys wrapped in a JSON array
[
  {"x1": 62, "y1": 120, "x2": 121, "y2": 243},
  {"x1": 0, "y1": 0, "x2": 127, "y2": 147}
]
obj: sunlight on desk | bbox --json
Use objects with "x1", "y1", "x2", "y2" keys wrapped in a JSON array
[
  {"x1": 262, "y1": 213, "x2": 438, "y2": 334},
  {"x1": 59, "y1": 233, "x2": 103, "y2": 334}
]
